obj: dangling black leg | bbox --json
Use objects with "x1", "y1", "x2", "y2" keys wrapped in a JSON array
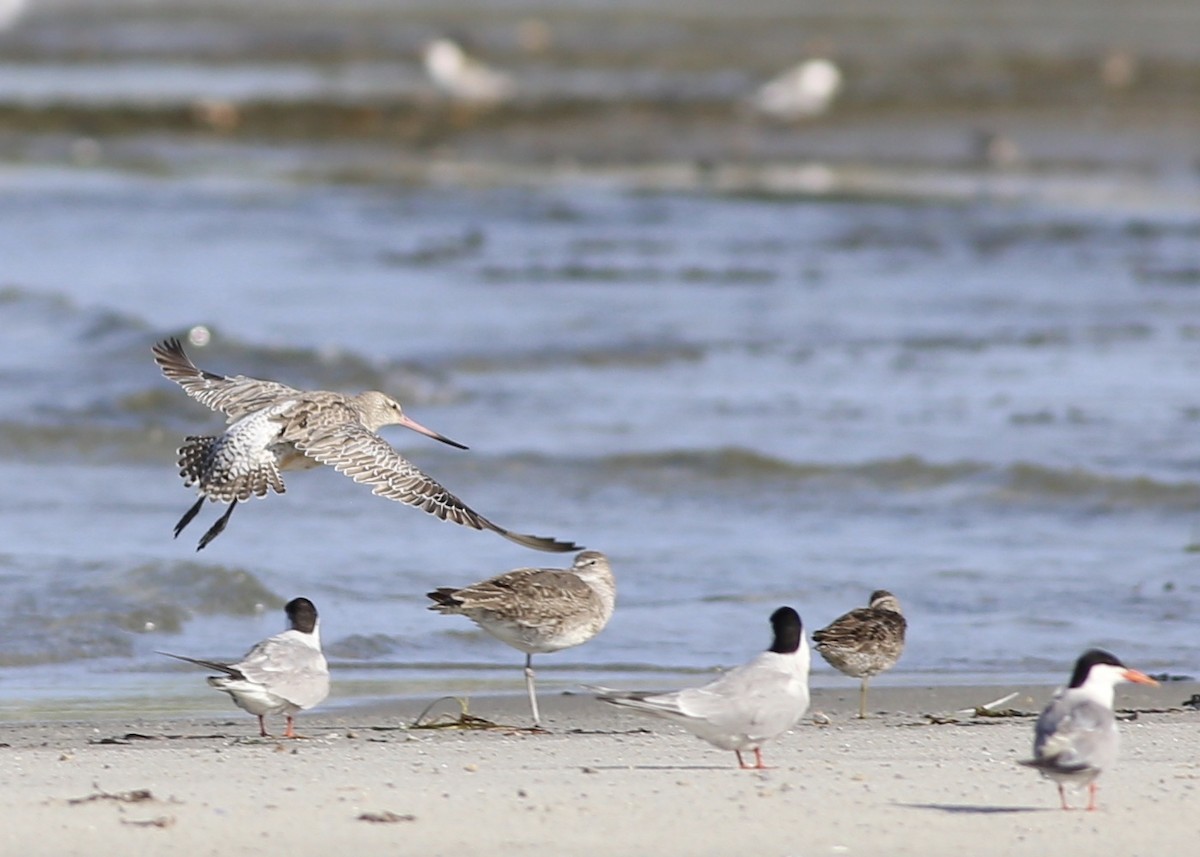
[
  {"x1": 196, "y1": 500, "x2": 238, "y2": 551},
  {"x1": 174, "y1": 496, "x2": 206, "y2": 538}
]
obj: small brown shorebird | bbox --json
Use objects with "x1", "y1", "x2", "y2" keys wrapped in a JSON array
[
  {"x1": 152, "y1": 337, "x2": 580, "y2": 553},
  {"x1": 1019, "y1": 649, "x2": 1158, "y2": 811},
  {"x1": 591, "y1": 606, "x2": 810, "y2": 769},
  {"x1": 812, "y1": 590, "x2": 906, "y2": 718},
  {"x1": 160, "y1": 597, "x2": 330, "y2": 738},
  {"x1": 427, "y1": 550, "x2": 615, "y2": 728}
]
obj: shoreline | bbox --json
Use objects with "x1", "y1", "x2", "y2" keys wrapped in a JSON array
[{"x1": 2, "y1": 684, "x2": 1195, "y2": 856}]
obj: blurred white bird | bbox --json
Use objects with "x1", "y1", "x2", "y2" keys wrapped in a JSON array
[
  {"x1": 592, "y1": 606, "x2": 810, "y2": 769},
  {"x1": 423, "y1": 37, "x2": 516, "y2": 104},
  {"x1": 1019, "y1": 648, "x2": 1157, "y2": 811},
  {"x1": 752, "y1": 58, "x2": 842, "y2": 120},
  {"x1": 0, "y1": 0, "x2": 27, "y2": 32},
  {"x1": 161, "y1": 597, "x2": 330, "y2": 739}
]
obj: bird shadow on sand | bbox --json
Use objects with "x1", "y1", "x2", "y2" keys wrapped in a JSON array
[{"x1": 898, "y1": 802, "x2": 1049, "y2": 815}]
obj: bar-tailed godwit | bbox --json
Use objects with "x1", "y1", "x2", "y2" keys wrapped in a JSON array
[
  {"x1": 153, "y1": 338, "x2": 580, "y2": 553},
  {"x1": 427, "y1": 550, "x2": 615, "y2": 728}
]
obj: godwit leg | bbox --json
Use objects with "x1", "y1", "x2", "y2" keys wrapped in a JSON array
[
  {"x1": 196, "y1": 500, "x2": 238, "y2": 551},
  {"x1": 736, "y1": 750, "x2": 749, "y2": 768},
  {"x1": 858, "y1": 677, "x2": 870, "y2": 719},
  {"x1": 524, "y1": 653, "x2": 541, "y2": 727},
  {"x1": 174, "y1": 496, "x2": 205, "y2": 538},
  {"x1": 257, "y1": 714, "x2": 270, "y2": 738}
]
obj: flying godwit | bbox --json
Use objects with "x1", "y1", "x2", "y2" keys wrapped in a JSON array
[{"x1": 153, "y1": 337, "x2": 579, "y2": 553}]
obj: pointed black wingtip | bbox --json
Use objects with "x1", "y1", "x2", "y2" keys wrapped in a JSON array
[{"x1": 503, "y1": 530, "x2": 584, "y2": 553}]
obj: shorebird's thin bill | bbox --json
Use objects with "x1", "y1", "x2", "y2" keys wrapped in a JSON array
[
  {"x1": 1123, "y1": 669, "x2": 1159, "y2": 686},
  {"x1": 398, "y1": 414, "x2": 469, "y2": 450}
]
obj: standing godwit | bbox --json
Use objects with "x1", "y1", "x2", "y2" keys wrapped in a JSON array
[
  {"x1": 1019, "y1": 649, "x2": 1158, "y2": 811},
  {"x1": 591, "y1": 606, "x2": 810, "y2": 769},
  {"x1": 152, "y1": 337, "x2": 579, "y2": 553},
  {"x1": 812, "y1": 590, "x2": 906, "y2": 719},
  {"x1": 160, "y1": 597, "x2": 330, "y2": 739},
  {"x1": 426, "y1": 550, "x2": 615, "y2": 728}
]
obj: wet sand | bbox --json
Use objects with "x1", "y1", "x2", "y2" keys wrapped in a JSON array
[{"x1": 2, "y1": 683, "x2": 1195, "y2": 856}]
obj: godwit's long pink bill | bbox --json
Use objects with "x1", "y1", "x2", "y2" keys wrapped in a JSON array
[{"x1": 152, "y1": 337, "x2": 580, "y2": 553}]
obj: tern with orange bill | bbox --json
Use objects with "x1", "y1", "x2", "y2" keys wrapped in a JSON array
[{"x1": 1019, "y1": 648, "x2": 1158, "y2": 810}]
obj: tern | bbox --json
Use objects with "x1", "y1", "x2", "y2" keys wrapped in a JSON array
[
  {"x1": 1019, "y1": 648, "x2": 1158, "y2": 810},
  {"x1": 591, "y1": 606, "x2": 810, "y2": 769},
  {"x1": 161, "y1": 597, "x2": 330, "y2": 738}
]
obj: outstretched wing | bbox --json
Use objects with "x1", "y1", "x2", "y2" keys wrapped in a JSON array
[
  {"x1": 296, "y1": 423, "x2": 580, "y2": 552},
  {"x1": 153, "y1": 337, "x2": 303, "y2": 419}
]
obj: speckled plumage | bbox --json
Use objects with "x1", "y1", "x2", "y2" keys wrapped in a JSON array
[
  {"x1": 812, "y1": 590, "x2": 906, "y2": 718},
  {"x1": 153, "y1": 337, "x2": 580, "y2": 553},
  {"x1": 428, "y1": 551, "x2": 615, "y2": 727}
]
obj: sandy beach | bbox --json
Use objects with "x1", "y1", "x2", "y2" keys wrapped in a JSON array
[{"x1": 1, "y1": 682, "x2": 1194, "y2": 857}]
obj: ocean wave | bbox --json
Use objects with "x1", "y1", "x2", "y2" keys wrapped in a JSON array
[
  {"x1": 0, "y1": 288, "x2": 462, "y2": 434},
  {"x1": 0, "y1": 560, "x2": 281, "y2": 667},
  {"x1": 593, "y1": 449, "x2": 1200, "y2": 508}
]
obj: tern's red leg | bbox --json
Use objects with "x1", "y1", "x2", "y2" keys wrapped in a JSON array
[
  {"x1": 284, "y1": 716, "x2": 297, "y2": 739},
  {"x1": 751, "y1": 747, "x2": 771, "y2": 770},
  {"x1": 1086, "y1": 783, "x2": 1098, "y2": 812}
]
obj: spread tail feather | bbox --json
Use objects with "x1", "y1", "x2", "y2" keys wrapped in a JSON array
[{"x1": 158, "y1": 650, "x2": 244, "y2": 681}]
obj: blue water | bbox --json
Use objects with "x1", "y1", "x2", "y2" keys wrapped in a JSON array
[{"x1": 0, "y1": 0, "x2": 1198, "y2": 719}]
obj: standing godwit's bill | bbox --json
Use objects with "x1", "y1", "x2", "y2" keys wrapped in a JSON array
[
  {"x1": 812, "y1": 590, "x2": 906, "y2": 719},
  {"x1": 427, "y1": 550, "x2": 615, "y2": 728},
  {"x1": 1019, "y1": 648, "x2": 1158, "y2": 811},
  {"x1": 152, "y1": 337, "x2": 580, "y2": 553},
  {"x1": 160, "y1": 597, "x2": 330, "y2": 739},
  {"x1": 590, "y1": 606, "x2": 810, "y2": 769}
]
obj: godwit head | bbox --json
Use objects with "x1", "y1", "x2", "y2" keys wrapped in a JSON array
[{"x1": 351, "y1": 391, "x2": 468, "y2": 448}]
